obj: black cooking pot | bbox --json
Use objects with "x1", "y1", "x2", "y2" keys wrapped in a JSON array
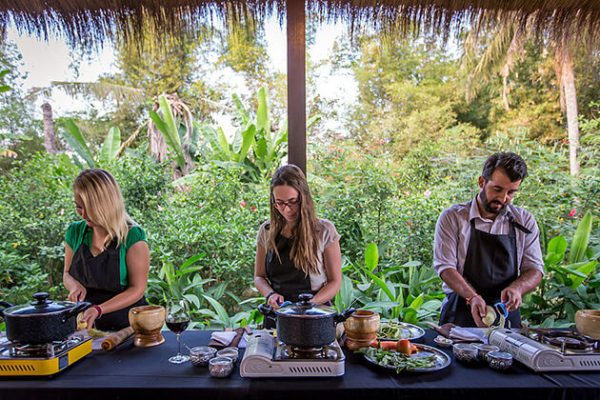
[
  {"x1": 0, "y1": 292, "x2": 91, "y2": 344},
  {"x1": 258, "y1": 293, "x2": 355, "y2": 348}
]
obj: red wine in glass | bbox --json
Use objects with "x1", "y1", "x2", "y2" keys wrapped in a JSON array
[
  {"x1": 166, "y1": 318, "x2": 190, "y2": 334},
  {"x1": 166, "y1": 307, "x2": 191, "y2": 364}
]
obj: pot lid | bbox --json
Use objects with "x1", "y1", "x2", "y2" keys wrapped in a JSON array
[
  {"x1": 3, "y1": 292, "x2": 75, "y2": 316},
  {"x1": 275, "y1": 293, "x2": 337, "y2": 318}
]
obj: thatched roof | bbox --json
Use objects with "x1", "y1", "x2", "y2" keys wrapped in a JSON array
[{"x1": 1, "y1": 0, "x2": 599, "y2": 48}]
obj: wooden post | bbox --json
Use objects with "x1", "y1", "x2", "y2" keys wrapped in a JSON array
[{"x1": 286, "y1": 0, "x2": 306, "y2": 174}]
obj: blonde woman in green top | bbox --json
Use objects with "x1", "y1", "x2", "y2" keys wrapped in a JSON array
[{"x1": 63, "y1": 169, "x2": 150, "y2": 331}]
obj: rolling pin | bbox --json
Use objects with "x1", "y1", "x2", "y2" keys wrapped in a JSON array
[{"x1": 101, "y1": 327, "x2": 134, "y2": 351}]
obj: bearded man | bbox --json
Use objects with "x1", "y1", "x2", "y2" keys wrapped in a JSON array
[{"x1": 434, "y1": 152, "x2": 544, "y2": 328}]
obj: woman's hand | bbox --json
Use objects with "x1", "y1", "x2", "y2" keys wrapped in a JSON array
[
  {"x1": 80, "y1": 306, "x2": 101, "y2": 328},
  {"x1": 64, "y1": 273, "x2": 87, "y2": 302},
  {"x1": 268, "y1": 293, "x2": 284, "y2": 309}
]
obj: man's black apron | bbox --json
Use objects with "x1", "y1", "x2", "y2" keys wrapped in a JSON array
[
  {"x1": 440, "y1": 216, "x2": 529, "y2": 328},
  {"x1": 69, "y1": 237, "x2": 147, "y2": 331},
  {"x1": 263, "y1": 233, "x2": 315, "y2": 328}
]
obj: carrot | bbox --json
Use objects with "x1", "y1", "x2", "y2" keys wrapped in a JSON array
[
  {"x1": 411, "y1": 344, "x2": 419, "y2": 353},
  {"x1": 376, "y1": 341, "x2": 399, "y2": 351}
]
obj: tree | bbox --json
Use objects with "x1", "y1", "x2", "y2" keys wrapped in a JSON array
[{"x1": 462, "y1": 18, "x2": 586, "y2": 175}]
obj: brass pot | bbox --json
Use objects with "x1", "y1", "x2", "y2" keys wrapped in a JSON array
[
  {"x1": 575, "y1": 309, "x2": 600, "y2": 339},
  {"x1": 345, "y1": 337, "x2": 377, "y2": 351},
  {"x1": 344, "y1": 310, "x2": 380, "y2": 339}
]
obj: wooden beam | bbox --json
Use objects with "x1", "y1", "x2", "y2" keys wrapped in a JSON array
[{"x1": 286, "y1": 0, "x2": 306, "y2": 174}]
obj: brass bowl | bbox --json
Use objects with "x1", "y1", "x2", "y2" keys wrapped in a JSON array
[
  {"x1": 345, "y1": 337, "x2": 377, "y2": 351},
  {"x1": 575, "y1": 310, "x2": 600, "y2": 339},
  {"x1": 128, "y1": 305, "x2": 166, "y2": 347},
  {"x1": 344, "y1": 310, "x2": 380, "y2": 338}
]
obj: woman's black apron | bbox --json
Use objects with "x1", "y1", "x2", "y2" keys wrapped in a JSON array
[
  {"x1": 263, "y1": 234, "x2": 315, "y2": 328},
  {"x1": 439, "y1": 216, "x2": 529, "y2": 328},
  {"x1": 69, "y1": 236, "x2": 147, "y2": 331}
]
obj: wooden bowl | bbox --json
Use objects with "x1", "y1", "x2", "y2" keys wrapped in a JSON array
[
  {"x1": 128, "y1": 305, "x2": 166, "y2": 347},
  {"x1": 575, "y1": 310, "x2": 600, "y2": 339}
]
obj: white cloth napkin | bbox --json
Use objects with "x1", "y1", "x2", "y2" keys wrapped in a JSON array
[
  {"x1": 449, "y1": 327, "x2": 486, "y2": 342},
  {"x1": 210, "y1": 331, "x2": 248, "y2": 348}
]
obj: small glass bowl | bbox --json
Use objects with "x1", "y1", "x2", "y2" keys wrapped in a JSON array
[
  {"x1": 216, "y1": 348, "x2": 239, "y2": 363},
  {"x1": 487, "y1": 351, "x2": 513, "y2": 371},
  {"x1": 433, "y1": 335, "x2": 453, "y2": 348},
  {"x1": 474, "y1": 344, "x2": 500, "y2": 363},
  {"x1": 189, "y1": 346, "x2": 217, "y2": 367},
  {"x1": 209, "y1": 356, "x2": 234, "y2": 378},
  {"x1": 452, "y1": 343, "x2": 479, "y2": 363}
]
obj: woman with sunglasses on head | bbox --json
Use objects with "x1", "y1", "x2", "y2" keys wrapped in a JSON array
[
  {"x1": 254, "y1": 164, "x2": 342, "y2": 317},
  {"x1": 63, "y1": 169, "x2": 150, "y2": 331}
]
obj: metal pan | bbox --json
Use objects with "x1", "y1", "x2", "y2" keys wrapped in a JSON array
[{"x1": 377, "y1": 321, "x2": 426, "y2": 341}]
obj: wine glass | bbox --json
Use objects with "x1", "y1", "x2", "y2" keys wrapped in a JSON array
[{"x1": 166, "y1": 301, "x2": 191, "y2": 364}]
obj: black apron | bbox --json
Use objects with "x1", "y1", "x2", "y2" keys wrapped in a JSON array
[
  {"x1": 69, "y1": 236, "x2": 147, "y2": 331},
  {"x1": 264, "y1": 233, "x2": 315, "y2": 328},
  {"x1": 440, "y1": 216, "x2": 528, "y2": 328}
]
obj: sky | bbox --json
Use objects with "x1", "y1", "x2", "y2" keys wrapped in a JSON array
[{"x1": 7, "y1": 16, "x2": 358, "y2": 132}]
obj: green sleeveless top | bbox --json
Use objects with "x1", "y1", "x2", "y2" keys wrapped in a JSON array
[{"x1": 65, "y1": 220, "x2": 147, "y2": 287}]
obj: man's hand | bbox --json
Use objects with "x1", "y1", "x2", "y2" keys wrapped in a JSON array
[
  {"x1": 469, "y1": 295, "x2": 488, "y2": 328},
  {"x1": 501, "y1": 286, "x2": 522, "y2": 312}
]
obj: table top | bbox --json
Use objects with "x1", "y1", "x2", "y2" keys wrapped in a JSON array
[{"x1": 1, "y1": 329, "x2": 600, "y2": 400}]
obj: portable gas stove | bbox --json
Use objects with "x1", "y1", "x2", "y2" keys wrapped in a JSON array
[
  {"x1": 0, "y1": 333, "x2": 92, "y2": 376},
  {"x1": 489, "y1": 328, "x2": 600, "y2": 372},
  {"x1": 240, "y1": 331, "x2": 345, "y2": 377}
]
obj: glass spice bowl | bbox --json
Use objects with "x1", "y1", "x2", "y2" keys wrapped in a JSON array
[
  {"x1": 452, "y1": 343, "x2": 479, "y2": 364},
  {"x1": 189, "y1": 346, "x2": 217, "y2": 367},
  {"x1": 474, "y1": 344, "x2": 500, "y2": 363},
  {"x1": 487, "y1": 351, "x2": 513, "y2": 371},
  {"x1": 209, "y1": 356, "x2": 234, "y2": 378},
  {"x1": 216, "y1": 348, "x2": 239, "y2": 363}
]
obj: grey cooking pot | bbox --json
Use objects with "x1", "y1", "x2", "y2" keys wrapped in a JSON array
[
  {"x1": 258, "y1": 293, "x2": 355, "y2": 348},
  {"x1": 0, "y1": 292, "x2": 91, "y2": 344}
]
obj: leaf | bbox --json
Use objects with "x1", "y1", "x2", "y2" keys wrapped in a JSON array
[
  {"x1": 202, "y1": 294, "x2": 231, "y2": 328},
  {"x1": 408, "y1": 293, "x2": 425, "y2": 310},
  {"x1": 99, "y1": 127, "x2": 121, "y2": 163},
  {"x1": 362, "y1": 267, "x2": 394, "y2": 301},
  {"x1": 569, "y1": 211, "x2": 594, "y2": 264},
  {"x1": 237, "y1": 124, "x2": 256, "y2": 162},
  {"x1": 364, "y1": 242, "x2": 379, "y2": 271},
  {"x1": 568, "y1": 260, "x2": 599, "y2": 290},
  {"x1": 183, "y1": 294, "x2": 201, "y2": 309},
  {"x1": 255, "y1": 87, "x2": 270, "y2": 136},
  {"x1": 62, "y1": 119, "x2": 94, "y2": 167},
  {"x1": 334, "y1": 275, "x2": 355, "y2": 313},
  {"x1": 180, "y1": 253, "x2": 205, "y2": 270}
]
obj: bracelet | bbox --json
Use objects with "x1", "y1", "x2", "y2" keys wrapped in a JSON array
[
  {"x1": 465, "y1": 294, "x2": 481, "y2": 306},
  {"x1": 92, "y1": 304, "x2": 103, "y2": 318},
  {"x1": 265, "y1": 291, "x2": 276, "y2": 302}
]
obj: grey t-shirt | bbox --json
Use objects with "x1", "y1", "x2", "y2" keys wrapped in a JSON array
[{"x1": 433, "y1": 197, "x2": 544, "y2": 295}]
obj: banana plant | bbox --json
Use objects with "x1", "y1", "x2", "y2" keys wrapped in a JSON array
[
  {"x1": 61, "y1": 119, "x2": 122, "y2": 168},
  {"x1": 348, "y1": 243, "x2": 441, "y2": 325},
  {"x1": 148, "y1": 95, "x2": 189, "y2": 173},
  {"x1": 198, "y1": 87, "x2": 320, "y2": 182}
]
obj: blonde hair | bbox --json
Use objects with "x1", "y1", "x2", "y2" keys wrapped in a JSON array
[
  {"x1": 73, "y1": 169, "x2": 133, "y2": 248},
  {"x1": 268, "y1": 164, "x2": 320, "y2": 276}
]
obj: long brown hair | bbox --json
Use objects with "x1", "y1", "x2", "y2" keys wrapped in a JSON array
[
  {"x1": 267, "y1": 164, "x2": 320, "y2": 276},
  {"x1": 73, "y1": 169, "x2": 134, "y2": 248}
]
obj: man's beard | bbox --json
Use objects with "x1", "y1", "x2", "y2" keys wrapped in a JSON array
[{"x1": 480, "y1": 191, "x2": 506, "y2": 214}]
